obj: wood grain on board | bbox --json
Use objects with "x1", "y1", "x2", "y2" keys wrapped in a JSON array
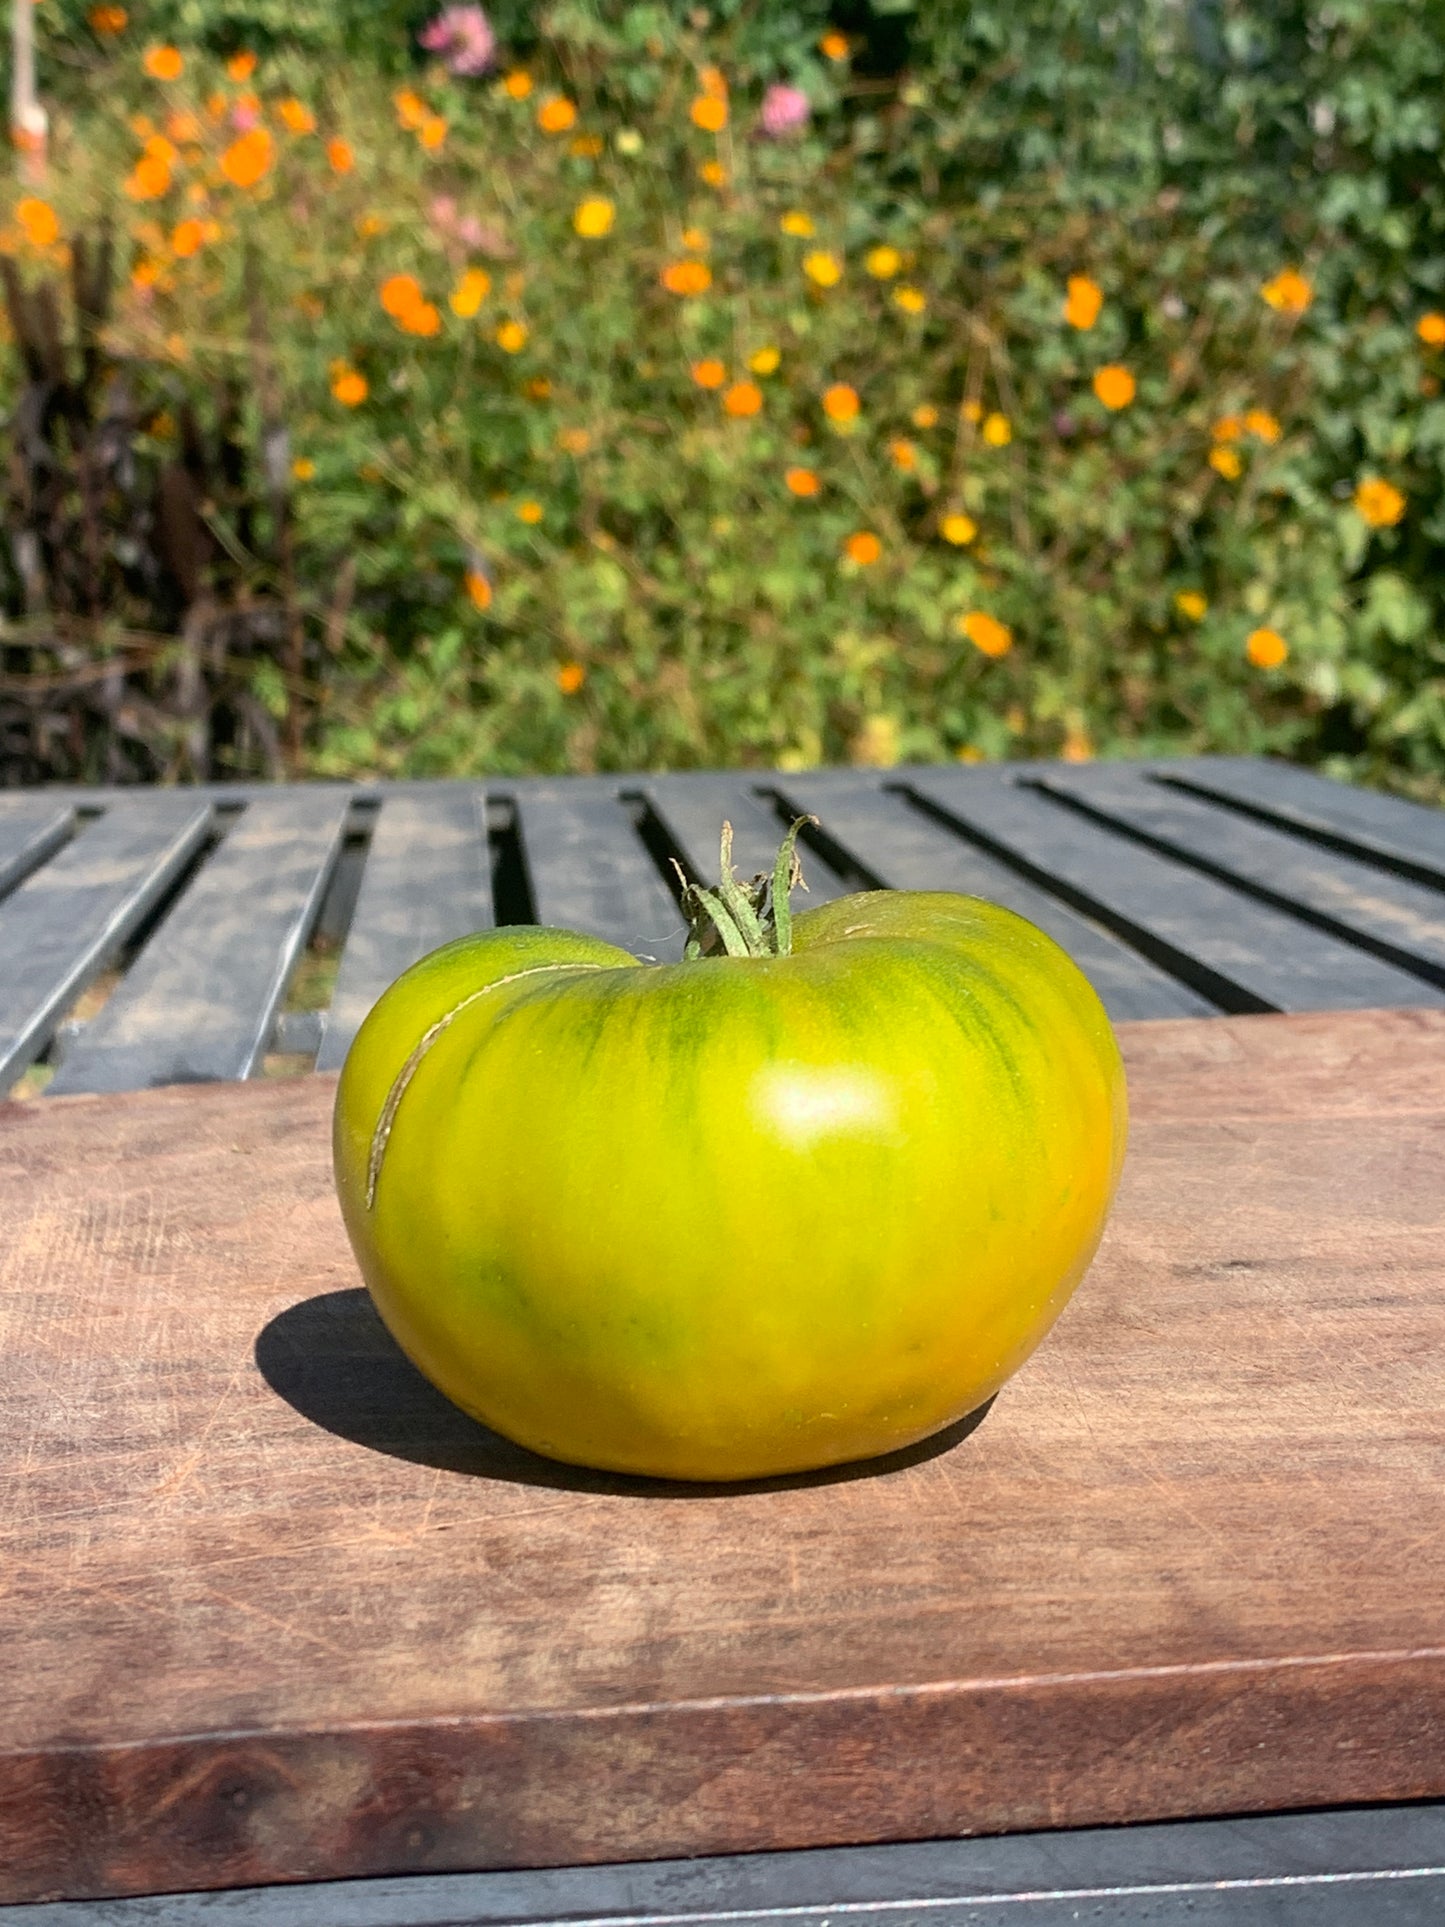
[{"x1": 1, "y1": 1005, "x2": 1443, "y2": 1903}]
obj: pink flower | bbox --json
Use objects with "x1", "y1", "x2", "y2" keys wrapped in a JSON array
[
  {"x1": 418, "y1": 5, "x2": 496, "y2": 76},
  {"x1": 759, "y1": 83, "x2": 810, "y2": 139},
  {"x1": 231, "y1": 100, "x2": 260, "y2": 131}
]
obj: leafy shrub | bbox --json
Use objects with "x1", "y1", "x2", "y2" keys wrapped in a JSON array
[{"x1": 2, "y1": 1, "x2": 1443, "y2": 794}]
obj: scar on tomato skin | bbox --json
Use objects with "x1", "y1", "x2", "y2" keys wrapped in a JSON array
[{"x1": 366, "y1": 962, "x2": 608, "y2": 1210}]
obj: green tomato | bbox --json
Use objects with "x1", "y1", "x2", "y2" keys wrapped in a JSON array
[{"x1": 334, "y1": 857, "x2": 1126, "y2": 1482}]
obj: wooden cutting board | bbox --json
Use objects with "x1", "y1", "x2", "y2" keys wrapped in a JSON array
[{"x1": 2, "y1": 1007, "x2": 1444, "y2": 1905}]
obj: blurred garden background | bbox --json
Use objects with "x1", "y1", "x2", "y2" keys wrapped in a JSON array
[{"x1": 2, "y1": 0, "x2": 1443, "y2": 796}]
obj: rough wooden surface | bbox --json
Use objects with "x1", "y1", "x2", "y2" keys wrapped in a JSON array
[{"x1": 2, "y1": 1006, "x2": 1444, "y2": 1904}]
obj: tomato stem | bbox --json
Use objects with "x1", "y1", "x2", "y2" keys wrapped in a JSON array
[{"x1": 679, "y1": 815, "x2": 817, "y2": 960}]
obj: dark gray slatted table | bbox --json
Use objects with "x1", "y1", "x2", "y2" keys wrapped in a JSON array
[{"x1": 3, "y1": 754, "x2": 1445, "y2": 1925}]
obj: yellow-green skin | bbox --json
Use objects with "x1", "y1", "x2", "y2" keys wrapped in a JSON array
[{"x1": 333, "y1": 892, "x2": 1127, "y2": 1482}]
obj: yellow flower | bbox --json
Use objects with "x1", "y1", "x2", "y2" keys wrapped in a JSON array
[
  {"x1": 291, "y1": 456, "x2": 316, "y2": 481},
  {"x1": 15, "y1": 198, "x2": 59, "y2": 247},
  {"x1": 143, "y1": 44, "x2": 183, "y2": 79},
  {"x1": 557, "y1": 662, "x2": 586, "y2": 694},
  {"x1": 1209, "y1": 446, "x2": 1242, "y2": 479},
  {"x1": 958, "y1": 611, "x2": 1013, "y2": 658},
  {"x1": 278, "y1": 98, "x2": 315, "y2": 135},
  {"x1": 615, "y1": 128, "x2": 643, "y2": 155},
  {"x1": 779, "y1": 210, "x2": 814, "y2": 238},
  {"x1": 357, "y1": 212, "x2": 387, "y2": 238},
  {"x1": 1416, "y1": 312, "x2": 1445, "y2": 346},
  {"x1": 681, "y1": 226, "x2": 709, "y2": 252},
  {"x1": 749, "y1": 346, "x2": 781, "y2": 375},
  {"x1": 981, "y1": 411, "x2": 1011, "y2": 446},
  {"x1": 517, "y1": 499, "x2": 544, "y2": 524},
  {"x1": 465, "y1": 569, "x2": 493, "y2": 611},
  {"x1": 940, "y1": 513, "x2": 976, "y2": 546},
  {"x1": 804, "y1": 250, "x2": 842, "y2": 287},
  {"x1": 786, "y1": 466, "x2": 821, "y2": 497},
  {"x1": 822, "y1": 382, "x2": 859, "y2": 423},
  {"x1": 1212, "y1": 414, "x2": 1243, "y2": 442},
  {"x1": 496, "y1": 320, "x2": 528, "y2": 353},
  {"x1": 820, "y1": 29, "x2": 850, "y2": 60},
  {"x1": 691, "y1": 95, "x2": 728, "y2": 132},
  {"x1": 892, "y1": 286, "x2": 926, "y2": 314},
  {"x1": 845, "y1": 531, "x2": 882, "y2": 565},
  {"x1": 889, "y1": 437, "x2": 916, "y2": 471},
  {"x1": 661, "y1": 258, "x2": 711, "y2": 296},
  {"x1": 1063, "y1": 274, "x2": 1103, "y2": 330},
  {"x1": 1060, "y1": 724, "x2": 1094, "y2": 763},
  {"x1": 558, "y1": 427, "x2": 591, "y2": 455},
  {"x1": 852, "y1": 715, "x2": 900, "y2": 767},
  {"x1": 327, "y1": 137, "x2": 354, "y2": 174},
  {"x1": 502, "y1": 70, "x2": 533, "y2": 99},
  {"x1": 1175, "y1": 590, "x2": 1208, "y2": 621},
  {"x1": 912, "y1": 403, "x2": 939, "y2": 428},
  {"x1": 1244, "y1": 408, "x2": 1281, "y2": 443},
  {"x1": 570, "y1": 134, "x2": 604, "y2": 157},
  {"x1": 226, "y1": 50, "x2": 257, "y2": 81},
  {"x1": 1354, "y1": 477, "x2": 1406, "y2": 529},
  {"x1": 450, "y1": 267, "x2": 492, "y2": 317},
  {"x1": 724, "y1": 380, "x2": 763, "y2": 417},
  {"x1": 962, "y1": 399, "x2": 983, "y2": 423},
  {"x1": 330, "y1": 364, "x2": 368, "y2": 406},
  {"x1": 698, "y1": 65, "x2": 728, "y2": 100},
  {"x1": 574, "y1": 197, "x2": 615, "y2": 238},
  {"x1": 1261, "y1": 268, "x2": 1312, "y2": 315},
  {"x1": 866, "y1": 245, "x2": 902, "y2": 279},
  {"x1": 699, "y1": 159, "x2": 727, "y2": 187},
  {"x1": 418, "y1": 115, "x2": 448, "y2": 150},
  {"x1": 691, "y1": 357, "x2": 727, "y2": 390},
  {"x1": 537, "y1": 96, "x2": 577, "y2": 134},
  {"x1": 1093, "y1": 364, "x2": 1136, "y2": 410},
  {"x1": 394, "y1": 89, "x2": 427, "y2": 130},
  {"x1": 1246, "y1": 627, "x2": 1288, "y2": 668},
  {"x1": 220, "y1": 127, "x2": 274, "y2": 189}
]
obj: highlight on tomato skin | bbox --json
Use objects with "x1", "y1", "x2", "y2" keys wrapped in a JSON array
[{"x1": 333, "y1": 825, "x2": 1127, "y2": 1482}]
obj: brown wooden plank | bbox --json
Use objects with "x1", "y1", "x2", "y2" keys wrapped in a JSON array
[{"x1": 1, "y1": 1006, "x2": 1443, "y2": 1902}]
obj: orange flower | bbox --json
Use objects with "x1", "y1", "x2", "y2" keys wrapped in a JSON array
[
  {"x1": 661, "y1": 259, "x2": 711, "y2": 296},
  {"x1": 1416, "y1": 312, "x2": 1445, "y2": 346},
  {"x1": 279, "y1": 98, "x2": 316, "y2": 135},
  {"x1": 1261, "y1": 268, "x2": 1312, "y2": 315},
  {"x1": 166, "y1": 109, "x2": 201, "y2": 142},
  {"x1": 394, "y1": 89, "x2": 426, "y2": 130},
  {"x1": 1063, "y1": 274, "x2": 1103, "y2": 330},
  {"x1": 403, "y1": 301, "x2": 442, "y2": 337},
  {"x1": 692, "y1": 358, "x2": 727, "y2": 390},
  {"x1": 1061, "y1": 725, "x2": 1094, "y2": 763},
  {"x1": 1211, "y1": 415, "x2": 1243, "y2": 442},
  {"x1": 819, "y1": 29, "x2": 850, "y2": 60},
  {"x1": 496, "y1": 320, "x2": 528, "y2": 353},
  {"x1": 1209, "y1": 446, "x2": 1242, "y2": 480},
  {"x1": 912, "y1": 403, "x2": 939, "y2": 428},
  {"x1": 558, "y1": 427, "x2": 591, "y2": 456},
  {"x1": 357, "y1": 213, "x2": 387, "y2": 238},
  {"x1": 962, "y1": 400, "x2": 983, "y2": 423},
  {"x1": 502, "y1": 70, "x2": 533, "y2": 99},
  {"x1": 699, "y1": 160, "x2": 727, "y2": 187},
  {"x1": 822, "y1": 382, "x2": 859, "y2": 422},
  {"x1": 690, "y1": 96, "x2": 728, "y2": 132},
  {"x1": 88, "y1": 5, "x2": 128, "y2": 32},
  {"x1": 124, "y1": 154, "x2": 172, "y2": 200},
  {"x1": 524, "y1": 377, "x2": 552, "y2": 400},
  {"x1": 557, "y1": 662, "x2": 586, "y2": 694},
  {"x1": 326, "y1": 138, "x2": 354, "y2": 174},
  {"x1": 226, "y1": 51, "x2": 257, "y2": 81},
  {"x1": 170, "y1": 217, "x2": 205, "y2": 257},
  {"x1": 516, "y1": 499, "x2": 543, "y2": 524},
  {"x1": 418, "y1": 114, "x2": 448, "y2": 150},
  {"x1": 1244, "y1": 408, "x2": 1281, "y2": 443},
  {"x1": 144, "y1": 132, "x2": 179, "y2": 165},
  {"x1": 845, "y1": 531, "x2": 881, "y2": 565},
  {"x1": 465, "y1": 570, "x2": 493, "y2": 611},
  {"x1": 381, "y1": 272, "x2": 423, "y2": 318},
  {"x1": 450, "y1": 267, "x2": 491, "y2": 317},
  {"x1": 940, "y1": 512, "x2": 976, "y2": 546},
  {"x1": 130, "y1": 258, "x2": 161, "y2": 289},
  {"x1": 804, "y1": 250, "x2": 842, "y2": 287},
  {"x1": 1354, "y1": 477, "x2": 1406, "y2": 529},
  {"x1": 330, "y1": 364, "x2": 368, "y2": 406},
  {"x1": 1093, "y1": 364, "x2": 1136, "y2": 410},
  {"x1": 681, "y1": 226, "x2": 708, "y2": 252},
  {"x1": 889, "y1": 437, "x2": 916, "y2": 470},
  {"x1": 15, "y1": 198, "x2": 59, "y2": 247},
  {"x1": 698, "y1": 65, "x2": 728, "y2": 101},
  {"x1": 786, "y1": 466, "x2": 821, "y2": 497},
  {"x1": 570, "y1": 133, "x2": 604, "y2": 157},
  {"x1": 1246, "y1": 627, "x2": 1288, "y2": 668},
  {"x1": 142, "y1": 44, "x2": 183, "y2": 80},
  {"x1": 724, "y1": 380, "x2": 763, "y2": 417},
  {"x1": 292, "y1": 457, "x2": 316, "y2": 482},
  {"x1": 958, "y1": 611, "x2": 1013, "y2": 658},
  {"x1": 981, "y1": 411, "x2": 1012, "y2": 446},
  {"x1": 537, "y1": 95, "x2": 577, "y2": 134},
  {"x1": 220, "y1": 128, "x2": 273, "y2": 188}
]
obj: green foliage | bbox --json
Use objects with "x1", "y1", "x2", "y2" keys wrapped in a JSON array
[{"x1": 3, "y1": 0, "x2": 1445, "y2": 793}]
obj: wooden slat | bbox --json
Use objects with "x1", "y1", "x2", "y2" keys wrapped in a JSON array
[
  {"x1": 906, "y1": 769, "x2": 1443, "y2": 1014},
  {"x1": 1162, "y1": 757, "x2": 1445, "y2": 886},
  {"x1": 1040, "y1": 765, "x2": 1445, "y2": 985},
  {"x1": 48, "y1": 791, "x2": 349, "y2": 1095},
  {"x1": 513, "y1": 785, "x2": 684, "y2": 960},
  {"x1": 2, "y1": 1008, "x2": 1445, "y2": 1902},
  {"x1": 645, "y1": 775, "x2": 849, "y2": 905},
  {"x1": 0, "y1": 796, "x2": 212, "y2": 1092},
  {"x1": 0, "y1": 799, "x2": 74, "y2": 898},
  {"x1": 315, "y1": 791, "x2": 493, "y2": 1073},
  {"x1": 779, "y1": 778, "x2": 1212, "y2": 1023}
]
